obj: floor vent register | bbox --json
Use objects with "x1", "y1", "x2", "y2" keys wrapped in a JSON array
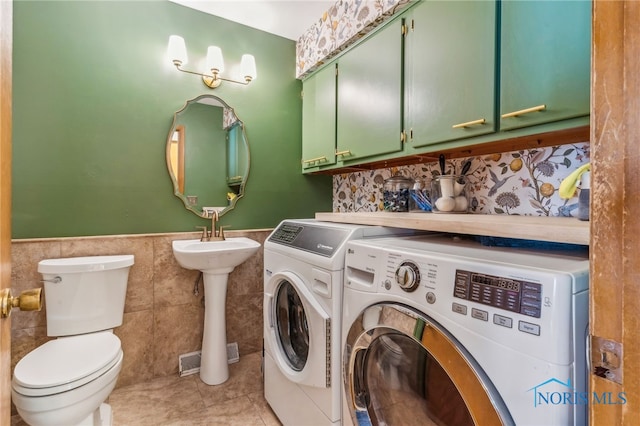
[{"x1": 178, "y1": 343, "x2": 240, "y2": 377}]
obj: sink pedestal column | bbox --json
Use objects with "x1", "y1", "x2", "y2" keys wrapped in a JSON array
[
  {"x1": 200, "y1": 270, "x2": 232, "y2": 385},
  {"x1": 171, "y1": 237, "x2": 261, "y2": 385}
]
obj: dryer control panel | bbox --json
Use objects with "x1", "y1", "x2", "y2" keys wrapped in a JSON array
[
  {"x1": 268, "y1": 221, "x2": 350, "y2": 257},
  {"x1": 453, "y1": 270, "x2": 542, "y2": 318}
]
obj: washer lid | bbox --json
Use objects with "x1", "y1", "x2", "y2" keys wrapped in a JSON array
[
  {"x1": 38, "y1": 255, "x2": 134, "y2": 274},
  {"x1": 13, "y1": 332, "x2": 121, "y2": 389}
]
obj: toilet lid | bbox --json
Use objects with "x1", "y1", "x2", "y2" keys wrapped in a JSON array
[
  {"x1": 13, "y1": 332, "x2": 121, "y2": 392},
  {"x1": 38, "y1": 255, "x2": 134, "y2": 274}
]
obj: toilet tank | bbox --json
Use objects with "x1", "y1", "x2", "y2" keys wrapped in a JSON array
[{"x1": 38, "y1": 255, "x2": 134, "y2": 337}]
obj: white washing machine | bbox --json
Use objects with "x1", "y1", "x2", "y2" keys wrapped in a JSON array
[
  {"x1": 263, "y1": 219, "x2": 418, "y2": 426},
  {"x1": 342, "y1": 235, "x2": 589, "y2": 426}
]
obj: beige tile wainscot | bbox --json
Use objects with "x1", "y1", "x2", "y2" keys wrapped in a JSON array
[{"x1": 9, "y1": 229, "x2": 271, "y2": 389}]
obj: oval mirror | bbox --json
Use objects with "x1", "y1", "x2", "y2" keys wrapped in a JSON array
[{"x1": 166, "y1": 94, "x2": 250, "y2": 218}]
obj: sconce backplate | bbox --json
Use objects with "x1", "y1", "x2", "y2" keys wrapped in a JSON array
[{"x1": 202, "y1": 75, "x2": 222, "y2": 89}]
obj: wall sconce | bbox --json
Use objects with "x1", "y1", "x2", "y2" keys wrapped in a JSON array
[{"x1": 168, "y1": 35, "x2": 257, "y2": 89}]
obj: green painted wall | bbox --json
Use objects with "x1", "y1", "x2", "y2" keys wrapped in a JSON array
[{"x1": 12, "y1": 0, "x2": 332, "y2": 238}]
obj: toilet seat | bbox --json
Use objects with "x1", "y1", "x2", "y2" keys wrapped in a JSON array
[{"x1": 13, "y1": 331, "x2": 122, "y2": 397}]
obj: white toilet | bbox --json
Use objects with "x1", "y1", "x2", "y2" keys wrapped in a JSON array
[{"x1": 12, "y1": 255, "x2": 134, "y2": 426}]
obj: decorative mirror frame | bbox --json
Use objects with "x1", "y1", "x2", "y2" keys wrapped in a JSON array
[{"x1": 166, "y1": 94, "x2": 250, "y2": 218}]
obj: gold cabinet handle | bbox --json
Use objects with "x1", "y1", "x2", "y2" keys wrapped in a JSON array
[
  {"x1": 335, "y1": 150, "x2": 352, "y2": 157},
  {"x1": 452, "y1": 118, "x2": 486, "y2": 129},
  {"x1": 302, "y1": 156, "x2": 327, "y2": 165},
  {"x1": 501, "y1": 104, "x2": 546, "y2": 119}
]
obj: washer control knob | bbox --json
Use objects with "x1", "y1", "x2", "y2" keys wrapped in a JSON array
[{"x1": 395, "y1": 261, "x2": 420, "y2": 292}]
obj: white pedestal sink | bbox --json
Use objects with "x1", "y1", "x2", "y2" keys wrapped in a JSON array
[{"x1": 172, "y1": 237, "x2": 261, "y2": 385}]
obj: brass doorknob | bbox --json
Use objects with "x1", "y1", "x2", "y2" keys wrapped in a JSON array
[{"x1": 0, "y1": 288, "x2": 43, "y2": 318}]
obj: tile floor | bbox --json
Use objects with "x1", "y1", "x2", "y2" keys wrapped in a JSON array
[{"x1": 12, "y1": 351, "x2": 282, "y2": 426}]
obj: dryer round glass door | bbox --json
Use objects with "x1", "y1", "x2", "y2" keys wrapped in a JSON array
[
  {"x1": 275, "y1": 281, "x2": 309, "y2": 371},
  {"x1": 343, "y1": 303, "x2": 514, "y2": 426},
  {"x1": 264, "y1": 271, "x2": 330, "y2": 388}
]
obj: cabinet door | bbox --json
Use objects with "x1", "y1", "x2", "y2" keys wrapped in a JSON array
[
  {"x1": 302, "y1": 62, "x2": 337, "y2": 171},
  {"x1": 336, "y1": 18, "x2": 404, "y2": 162},
  {"x1": 407, "y1": 1, "x2": 496, "y2": 148},
  {"x1": 500, "y1": 0, "x2": 591, "y2": 130}
]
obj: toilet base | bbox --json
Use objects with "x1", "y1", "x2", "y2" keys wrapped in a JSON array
[
  {"x1": 17, "y1": 403, "x2": 113, "y2": 426},
  {"x1": 77, "y1": 403, "x2": 112, "y2": 426}
]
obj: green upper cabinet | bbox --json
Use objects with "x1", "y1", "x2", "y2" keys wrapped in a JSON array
[
  {"x1": 298, "y1": 0, "x2": 591, "y2": 174},
  {"x1": 406, "y1": 0, "x2": 497, "y2": 148},
  {"x1": 499, "y1": 0, "x2": 591, "y2": 131},
  {"x1": 302, "y1": 62, "x2": 337, "y2": 171},
  {"x1": 336, "y1": 17, "x2": 404, "y2": 162}
]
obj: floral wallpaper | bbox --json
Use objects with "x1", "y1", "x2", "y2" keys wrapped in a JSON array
[
  {"x1": 333, "y1": 142, "x2": 591, "y2": 217},
  {"x1": 296, "y1": 0, "x2": 412, "y2": 78}
]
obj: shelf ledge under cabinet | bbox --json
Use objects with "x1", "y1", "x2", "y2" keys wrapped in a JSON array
[{"x1": 315, "y1": 212, "x2": 589, "y2": 245}]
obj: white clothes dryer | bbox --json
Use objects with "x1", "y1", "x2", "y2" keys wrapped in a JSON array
[
  {"x1": 263, "y1": 219, "x2": 417, "y2": 426},
  {"x1": 342, "y1": 235, "x2": 589, "y2": 426}
]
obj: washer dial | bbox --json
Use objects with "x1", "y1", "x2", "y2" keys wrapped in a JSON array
[{"x1": 395, "y1": 261, "x2": 421, "y2": 292}]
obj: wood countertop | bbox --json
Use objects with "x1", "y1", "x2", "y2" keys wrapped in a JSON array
[{"x1": 315, "y1": 212, "x2": 589, "y2": 245}]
